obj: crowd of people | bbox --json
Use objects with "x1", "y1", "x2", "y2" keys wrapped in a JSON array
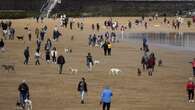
[
  {"x1": 0, "y1": 20, "x2": 15, "y2": 40},
  {"x1": 0, "y1": 14, "x2": 195, "y2": 110}
]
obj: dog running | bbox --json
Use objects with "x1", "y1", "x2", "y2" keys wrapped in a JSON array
[{"x1": 1, "y1": 64, "x2": 15, "y2": 72}]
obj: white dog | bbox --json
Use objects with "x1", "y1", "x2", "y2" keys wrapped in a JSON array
[
  {"x1": 94, "y1": 60, "x2": 100, "y2": 65},
  {"x1": 64, "y1": 48, "x2": 72, "y2": 54},
  {"x1": 68, "y1": 67, "x2": 78, "y2": 74},
  {"x1": 109, "y1": 68, "x2": 121, "y2": 76},
  {"x1": 24, "y1": 99, "x2": 32, "y2": 110}
]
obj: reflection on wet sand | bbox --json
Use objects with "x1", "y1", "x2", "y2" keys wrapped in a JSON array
[{"x1": 122, "y1": 32, "x2": 195, "y2": 51}]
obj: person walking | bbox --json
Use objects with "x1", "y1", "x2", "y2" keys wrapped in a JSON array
[
  {"x1": 40, "y1": 29, "x2": 45, "y2": 41},
  {"x1": 150, "y1": 53, "x2": 156, "y2": 72},
  {"x1": 147, "y1": 55, "x2": 154, "y2": 76},
  {"x1": 97, "y1": 23, "x2": 100, "y2": 31},
  {"x1": 100, "y1": 86, "x2": 113, "y2": 110},
  {"x1": 18, "y1": 80, "x2": 30, "y2": 108},
  {"x1": 86, "y1": 53, "x2": 94, "y2": 72},
  {"x1": 102, "y1": 41, "x2": 108, "y2": 56},
  {"x1": 24, "y1": 47, "x2": 30, "y2": 65},
  {"x1": 45, "y1": 39, "x2": 52, "y2": 51},
  {"x1": 0, "y1": 38, "x2": 5, "y2": 51},
  {"x1": 186, "y1": 77, "x2": 195, "y2": 103},
  {"x1": 45, "y1": 49, "x2": 50, "y2": 64},
  {"x1": 107, "y1": 42, "x2": 112, "y2": 56},
  {"x1": 57, "y1": 55, "x2": 65, "y2": 74},
  {"x1": 51, "y1": 47, "x2": 57, "y2": 64},
  {"x1": 35, "y1": 49, "x2": 41, "y2": 65},
  {"x1": 28, "y1": 29, "x2": 32, "y2": 41},
  {"x1": 35, "y1": 27, "x2": 39, "y2": 39},
  {"x1": 77, "y1": 77, "x2": 88, "y2": 104},
  {"x1": 141, "y1": 53, "x2": 148, "y2": 70},
  {"x1": 191, "y1": 58, "x2": 195, "y2": 77}
]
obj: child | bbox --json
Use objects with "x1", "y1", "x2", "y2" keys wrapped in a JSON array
[{"x1": 186, "y1": 77, "x2": 195, "y2": 103}]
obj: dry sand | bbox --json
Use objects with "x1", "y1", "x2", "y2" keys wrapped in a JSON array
[{"x1": 0, "y1": 17, "x2": 195, "y2": 110}]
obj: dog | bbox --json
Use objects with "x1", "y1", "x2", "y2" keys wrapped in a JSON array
[
  {"x1": 158, "y1": 59, "x2": 162, "y2": 66},
  {"x1": 137, "y1": 68, "x2": 142, "y2": 76},
  {"x1": 71, "y1": 36, "x2": 74, "y2": 41},
  {"x1": 1, "y1": 64, "x2": 15, "y2": 72},
  {"x1": 24, "y1": 99, "x2": 32, "y2": 110},
  {"x1": 94, "y1": 60, "x2": 100, "y2": 65},
  {"x1": 95, "y1": 44, "x2": 99, "y2": 48},
  {"x1": 16, "y1": 36, "x2": 24, "y2": 40},
  {"x1": 64, "y1": 48, "x2": 72, "y2": 54},
  {"x1": 16, "y1": 101, "x2": 23, "y2": 110},
  {"x1": 109, "y1": 68, "x2": 121, "y2": 76},
  {"x1": 68, "y1": 67, "x2": 78, "y2": 74},
  {"x1": 24, "y1": 27, "x2": 28, "y2": 30}
]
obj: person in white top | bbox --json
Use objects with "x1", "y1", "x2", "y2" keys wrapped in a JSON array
[
  {"x1": 35, "y1": 49, "x2": 41, "y2": 65},
  {"x1": 51, "y1": 47, "x2": 58, "y2": 64},
  {"x1": 28, "y1": 29, "x2": 32, "y2": 41}
]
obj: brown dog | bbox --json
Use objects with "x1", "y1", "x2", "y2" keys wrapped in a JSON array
[
  {"x1": 71, "y1": 36, "x2": 74, "y2": 41},
  {"x1": 158, "y1": 59, "x2": 162, "y2": 66},
  {"x1": 137, "y1": 68, "x2": 142, "y2": 76}
]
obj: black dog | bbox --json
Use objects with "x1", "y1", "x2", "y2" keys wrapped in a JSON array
[
  {"x1": 24, "y1": 27, "x2": 28, "y2": 30},
  {"x1": 1, "y1": 64, "x2": 15, "y2": 72},
  {"x1": 16, "y1": 36, "x2": 24, "y2": 40}
]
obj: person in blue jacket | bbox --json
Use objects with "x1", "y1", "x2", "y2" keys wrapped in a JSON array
[{"x1": 100, "y1": 85, "x2": 113, "y2": 110}]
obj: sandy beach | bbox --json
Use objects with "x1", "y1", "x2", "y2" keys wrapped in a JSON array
[{"x1": 0, "y1": 17, "x2": 195, "y2": 110}]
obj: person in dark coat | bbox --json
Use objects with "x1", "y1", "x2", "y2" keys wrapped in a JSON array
[
  {"x1": 77, "y1": 77, "x2": 88, "y2": 104},
  {"x1": 0, "y1": 38, "x2": 5, "y2": 49},
  {"x1": 24, "y1": 47, "x2": 30, "y2": 65},
  {"x1": 86, "y1": 53, "x2": 93, "y2": 72},
  {"x1": 97, "y1": 23, "x2": 100, "y2": 31},
  {"x1": 40, "y1": 29, "x2": 45, "y2": 41},
  {"x1": 18, "y1": 80, "x2": 30, "y2": 108},
  {"x1": 147, "y1": 54, "x2": 155, "y2": 76},
  {"x1": 141, "y1": 53, "x2": 148, "y2": 70},
  {"x1": 102, "y1": 41, "x2": 108, "y2": 56},
  {"x1": 45, "y1": 49, "x2": 50, "y2": 64},
  {"x1": 53, "y1": 29, "x2": 61, "y2": 41},
  {"x1": 57, "y1": 55, "x2": 65, "y2": 74}
]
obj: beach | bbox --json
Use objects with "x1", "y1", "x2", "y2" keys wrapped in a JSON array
[{"x1": 0, "y1": 17, "x2": 195, "y2": 110}]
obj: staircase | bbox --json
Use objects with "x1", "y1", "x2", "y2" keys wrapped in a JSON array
[{"x1": 40, "y1": 0, "x2": 61, "y2": 18}]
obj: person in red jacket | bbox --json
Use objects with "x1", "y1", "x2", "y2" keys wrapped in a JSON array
[
  {"x1": 147, "y1": 53, "x2": 155, "y2": 76},
  {"x1": 186, "y1": 77, "x2": 195, "y2": 103},
  {"x1": 192, "y1": 58, "x2": 195, "y2": 77}
]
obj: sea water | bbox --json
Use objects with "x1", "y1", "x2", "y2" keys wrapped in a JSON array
[{"x1": 119, "y1": 32, "x2": 195, "y2": 51}]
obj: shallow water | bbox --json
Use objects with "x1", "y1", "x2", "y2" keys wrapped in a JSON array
[{"x1": 120, "y1": 32, "x2": 195, "y2": 51}]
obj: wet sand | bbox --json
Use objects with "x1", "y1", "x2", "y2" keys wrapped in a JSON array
[{"x1": 0, "y1": 17, "x2": 195, "y2": 110}]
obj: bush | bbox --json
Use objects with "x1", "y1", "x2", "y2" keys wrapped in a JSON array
[{"x1": 0, "y1": 11, "x2": 40, "y2": 19}]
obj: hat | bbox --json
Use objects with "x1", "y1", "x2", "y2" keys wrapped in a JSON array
[
  {"x1": 22, "y1": 80, "x2": 26, "y2": 83},
  {"x1": 189, "y1": 77, "x2": 193, "y2": 81},
  {"x1": 104, "y1": 85, "x2": 110, "y2": 89}
]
